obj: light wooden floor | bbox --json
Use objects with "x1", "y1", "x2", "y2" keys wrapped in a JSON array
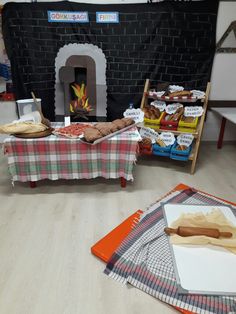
[{"x1": 0, "y1": 142, "x2": 235, "y2": 314}]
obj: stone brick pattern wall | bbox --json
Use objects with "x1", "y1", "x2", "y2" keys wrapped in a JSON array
[{"x1": 2, "y1": 1, "x2": 219, "y2": 120}]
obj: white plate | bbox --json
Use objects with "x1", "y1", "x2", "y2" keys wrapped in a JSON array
[{"x1": 163, "y1": 204, "x2": 236, "y2": 295}]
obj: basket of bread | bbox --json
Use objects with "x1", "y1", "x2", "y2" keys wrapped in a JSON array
[
  {"x1": 170, "y1": 143, "x2": 192, "y2": 161},
  {"x1": 152, "y1": 132, "x2": 176, "y2": 157},
  {"x1": 139, "y1": 137, "x2": 153, "y2": 155},
  {"x1": 178, "y1": 116, "x2": 198, "y2": 133},
  {"x1": 160, "y1": 104, "x2": 184, "y2": 131},
  {"x1": 170, "y1": 133, "x2": 194, "y2": 161},
  {"x1": 178, "y1": 105, "x2": 203, "y2": 133},
  {"x1": 152, "y1": 138, "x2": 174, "y2": 157},
  {"x1": 142, "y1": 105, "x2": 164, "y2": 127}
]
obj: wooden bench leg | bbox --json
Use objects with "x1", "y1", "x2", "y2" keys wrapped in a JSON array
[
  {"x1": 217, "y1": 117, "x2": 226, "y2": 149},
  {"x1": 29, "y1": 181, "x2": 37, "y2": 188},
  {"x1": 120, "y1": 177, "x2": 127, "y2": 188}
]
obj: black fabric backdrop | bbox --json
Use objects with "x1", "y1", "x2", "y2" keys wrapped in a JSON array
[{"x1": 2, "y1": 1, "x2": 219, "y2": 121}]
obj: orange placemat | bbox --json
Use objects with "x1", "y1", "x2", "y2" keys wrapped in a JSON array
[{"x1": 91, "y1": 209, "x2": 143, "y2": 263}]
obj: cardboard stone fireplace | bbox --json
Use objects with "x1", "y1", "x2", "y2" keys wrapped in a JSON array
[
  {"x1": 59, "y1": 56, "x2": 95, "y2": 119},
  {"x1": 55, "y1": 44, "x2": 107, "y2": 120}
]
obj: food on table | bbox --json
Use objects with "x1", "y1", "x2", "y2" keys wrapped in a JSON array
[
  {"x1": 121, "y1": 117, "x2": 135, "y2": 126},
  {"x1": 142, "y1": 105, "x2": 161, "y2": 120},
  {"x1": 54, "y1": 118, "x2": 135, "y2": 141},
  {"x1": 168, "y1": 90, "x2": 192, "y2": 97},
  {"x1": 112, "y1": 119, "x2": 126, "y2": 129},
  {"x1": 95, "y1": 126, "x2": 112, "y2": 136},
  {"x1": 83, "y1": 127, "x2": 103, "y2": 142},
  {"x1": 109, "y1": 123, "x2": 120, "y2": 133},
  {"x1": 53, "y1": 123, "x2": 91, "y2": 138},
  {"x1": 83, "y1": 118, "x2": 135, "y2": 143},
  {"x1": 95, "y1": 122, "x2": 118, "y2": 134},
  {"x1": 0, "y1": 121, "x2": 48, "y2": 134},
  {"x1": 95, "y1": 122, "x2": 111, "y2": 129}
]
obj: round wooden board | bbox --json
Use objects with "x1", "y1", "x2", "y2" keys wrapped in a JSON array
[{"x1": 13, "y1": 128, "x2": 54, "y2": 139}]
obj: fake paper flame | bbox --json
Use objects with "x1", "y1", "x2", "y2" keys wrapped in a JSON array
[{"x1": 70, "y1": 83, "x2": 93, "y2": 113}]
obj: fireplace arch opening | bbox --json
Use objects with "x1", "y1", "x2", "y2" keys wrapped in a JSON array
[{"x1": 54, "y1": 43, "x2": 107, "y2": 120}]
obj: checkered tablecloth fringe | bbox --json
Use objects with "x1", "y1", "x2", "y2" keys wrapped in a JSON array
[{"x1": 105, "y1": 188, "x2": 236, "y2": 314}]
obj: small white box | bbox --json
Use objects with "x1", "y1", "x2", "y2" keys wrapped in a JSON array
[
  {"x1": 16, "y1": 98, "x2": 41, "y2": 118},
  {"x1": 64, "y1": 115, "x2": 71, "y2": 126}
]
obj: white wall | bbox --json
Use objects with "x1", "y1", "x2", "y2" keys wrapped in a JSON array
[
  {"x1": 201, "y1": 1, "x2": 236, "y2": 140},
  {"x1": 210, "y1": 1, "x2": 236, "y2": 101}
]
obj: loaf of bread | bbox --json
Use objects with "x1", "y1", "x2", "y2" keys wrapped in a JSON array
[
  {"x1": 95, "y1": 122, "x2": 118, "y2": 134},
  {"x1": 165, "y1": 107, "x2": 184, "y2": 122},
  {"x1": 0, "y1": 121, "x2": 48, "y2": 134},
  {"x1": 121, "y1": 117, "x2": 134, "y2": 126},
  {"x1": 140, "y1": 138, "x2": 152, "y2": 146},
  {"x1": 142, "y1": 105, "x2": 161, "y2": 120},
  {"x1": 83, "y1": 127, "x2": 103, "y2": 142},
  {"x1": 168, "y1": 90, "x2": 192, "y2": 97},
  {"x1": 176, "y1": 145, "x2": 187, "y2": 151},
  {"x1": 182, "y1": 116, "x2": 195, "y2": 123},
  {"x1": 112, "y1": 119, "x2": 126, "y2": 130},
  {"x1": 156, "y1": 138, "x2": 166, "y2": 147}
]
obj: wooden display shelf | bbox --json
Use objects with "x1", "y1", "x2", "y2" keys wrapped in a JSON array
[
  {"x1": 137, "y1": 122, "x2": 199, "y2": 138},
  {"x1": 146, "y1": 93, "x2": 204, "y2": 103},
  {"x1": 188, "y1": 145, "x2": 196, "y2": 161},
  {"x1": 140, "y1": 79, "x2": 210, "y2": 174}
]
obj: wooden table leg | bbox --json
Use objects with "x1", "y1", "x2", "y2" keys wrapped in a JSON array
[
  {"x1": 217, "y1": 117, "x2": 226, "y2": 149},
  {"x1": 120, "y1": 177, "x2": 127, "y2": 188},
  {"x1": 29, "y1": 181, "x2": 37, "y2": 188}
]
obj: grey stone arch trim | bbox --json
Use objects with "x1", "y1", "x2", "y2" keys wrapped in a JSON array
[{"x1": 54, "y1": 43, "x2": 107, "y2": 117}]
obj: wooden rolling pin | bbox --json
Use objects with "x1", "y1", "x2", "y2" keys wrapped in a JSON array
[{"x1": 164, "y1": 226, "x2": 232, "y2": 239}]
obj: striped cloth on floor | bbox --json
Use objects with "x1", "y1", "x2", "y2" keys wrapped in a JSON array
[{"x1": 104, "y1": 188, "x2": 236, "y2": 314}]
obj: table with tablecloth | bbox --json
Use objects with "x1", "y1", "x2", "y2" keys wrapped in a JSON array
[{"x1": 3, "y1": 123, "x2": 141, "y2": 186}]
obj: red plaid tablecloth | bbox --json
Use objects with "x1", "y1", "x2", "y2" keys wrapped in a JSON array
[{"x1": 3, "y1": 123, "x2": 141, "y2": 182}]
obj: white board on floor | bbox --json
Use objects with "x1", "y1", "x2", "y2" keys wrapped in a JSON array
[{"x1": 163, "y1": 204, "x2": 236, "y2": 295}]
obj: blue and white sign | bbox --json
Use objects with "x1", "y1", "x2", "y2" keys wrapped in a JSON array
[
  {"x1": 48, "y1": 11, "x2": 89, "y2": 23},
  {"x1": 159, "y1": 132, "x2": 175, "y2": 146},
  {"x1": 96, "y1": 12, "x2": 119, "y2": 23},
  {"x1": 139, "y1": 127, "x2": 159, "y2": 143},
  {"x1": 177, "y1": 133, "x2": 194, "y2": 147}
]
